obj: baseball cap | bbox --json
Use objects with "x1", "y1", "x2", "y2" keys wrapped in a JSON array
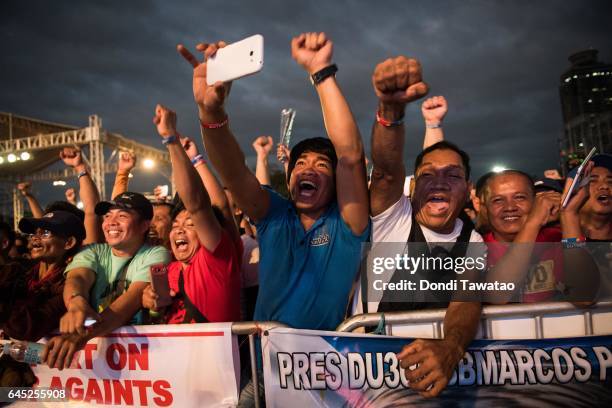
[
  {"x1": 95, "y1": 192, "x2": 154, "y2": 220},
  {"x1": 19, "y1": 210, "x2": 86, "y2": 241},
  {"x1": 534, "y1": 177, "x2": 564, "y2": 193},
  {"x1": 592, "y1": 154, "x2": 612, "y2": 172}
]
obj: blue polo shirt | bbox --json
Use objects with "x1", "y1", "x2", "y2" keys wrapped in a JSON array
[{"x1": 254, "y1": 187, "x2": 370, "y2": 330}]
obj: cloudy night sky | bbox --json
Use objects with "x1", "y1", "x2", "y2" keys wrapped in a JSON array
[{"x1": 1, "y1": 0, "x2": 611, "y2": 203}]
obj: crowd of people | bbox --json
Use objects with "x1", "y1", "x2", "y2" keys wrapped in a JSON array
[{"x1": 0, "y1": 32, "x2": 610, "y2": 402}]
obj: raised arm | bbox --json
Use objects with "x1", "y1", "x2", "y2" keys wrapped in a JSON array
[
  {"x1": 180, "y1": 133, "x2": 240, "y2": 246},
  {"x1": 421, "y1": 96, "x2": 447, "y2": 149},
  {"x1": 154, "y1": 104, "x2": 221, "y2": 251},
  {"x1": 370, "y1": 57, "x2": 428, "y2": 216},
  {"x1": 16, "y1": 182, "x2": 44, "y2": 218},
  {"x1": 64, "y1": 188, "x2": 77, "y2": 206},
  {"x1": 177, "y1": 42, "x2": 270, "y2": 222},
  {"x1": 252, "y1": 136, "x2": 274, "y2": 186},
  {"x1": 111, "y1": 151, "x2": 137, "y2": 199},
  {"x1": 290, "y1": 32, "x2": 368, "y2": 234},
  {"x1": 60, "y1": 148, "x2": 103, "y2": 244}
]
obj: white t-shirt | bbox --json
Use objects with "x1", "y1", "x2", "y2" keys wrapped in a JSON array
[{"x1": 353, "y1": 195, "x2": 485, "y2": 314}]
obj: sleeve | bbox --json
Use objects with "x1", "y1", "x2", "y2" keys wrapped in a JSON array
[
  {"x1": 197, "y1": 229, "x2": 239, "y2": 281},
  {"x1": 254, "y1": 186, "x2": 290, "y2": 235},
  {"x1": 64, "y1": 245, "x2": 99, "y2": 276},
  {"x1": 371, "y1": 194, "x2": 412, "y2": 243},
  {"x1": 131, "y1": 246, "x2": 171, "y2": 283},
  {"x1": 111, "y1": 169, "x2": 130, "y2": 199}
]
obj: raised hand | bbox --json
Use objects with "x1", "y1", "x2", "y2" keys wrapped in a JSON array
[
  {"x1": 65, "y1": 188, "x2": 77, "y2": 204},
  {"x1": 177, "y1": 41, "x2": 230, "y2": 113},
  {"x1": 180, "y1": 136, "x2": 200, "y2": 160},
  {"x1": 277, "y1": 143, "x2": 290, "y2": 164},
  {"x1": 118, "y1": 151, "x2": 137, "y2": 172},
  {"x1": 527, "y1": 191, "x2": 562, "y2": 227},
  {"x1": 291, "y1": 32, "x2": 333, "y2": 75},
  {"x1": 16, "y1": 181, "x2": 32, "y2": 196},
  {"x1": 421, "y1": 96, "x2": 448, "y2": 124},
  {"x1": 153, "y1": 104, "x2": 177, "y2": 137},
  {"x1": 60, "y1": 147, "x2": 83, "y2": 168},
  {"x1": 252, "y1": 136, "x2": 274, "y2": 157},
  {"x1": 372, "y1": 56, "x2": 428, "y2": 105}
]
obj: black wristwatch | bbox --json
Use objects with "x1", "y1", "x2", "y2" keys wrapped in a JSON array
[{"x1": 310, "y1": 64, "x2": 338, "y2": 85}]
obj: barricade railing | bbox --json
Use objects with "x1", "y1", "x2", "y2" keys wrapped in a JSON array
[
  {"x1": 336, "y1": 301, "x2": 612, "y2": 339},
  {"x1": 231, "y1": 321, "x2": 289, "y2": 408}
]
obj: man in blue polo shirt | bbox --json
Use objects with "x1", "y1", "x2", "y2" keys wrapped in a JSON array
[{"x1": 179, "y1": 32, "x2": 370, "y2": 334}]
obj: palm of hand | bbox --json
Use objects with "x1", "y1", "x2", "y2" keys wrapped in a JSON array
[{"x1": 192, "y1": 64, "x2": 225, "y2": 110}]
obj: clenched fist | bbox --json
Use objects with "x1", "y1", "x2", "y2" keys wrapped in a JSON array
[
  {"x1": 372, "y1": 56, "x2": 428, "y2": 105},
  {"x1": 118, "y1": 151, "x2": 137, "y2": 172},
  {"x1": 60, "y1": 147, "x2": 83, "y2": 169},
  {"x1": 153, "y1": 104, "x2": 177, "y2": 138},
  {"x1": 16, "y1": 182, "x2": 32, "y2": 196},
  {"x1": 291, "y1": 32, "x2": 333, "y2": 75},
  {"x1": 421, "y1": 96, "x2": 448, "y2": 125},
  {"x1": 252, "y1": 136, "x2": 274, "y2": 157}
]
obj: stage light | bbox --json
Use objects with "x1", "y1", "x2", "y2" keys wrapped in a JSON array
[
  {"x1": 53, "y1": 180, "x2": 67, "y2": 186},
  {"x1": 7, "y1": 154, "x2": 17, "y2": 163},
  {"x1": 492, "y1": 165, "x2": 506, "y2": 173},
  {"x1": 76, "y1": 201, "x2": 84, "y2": 209},
  {"x1": 0, "y1": 157, "x2": 4, "y2": 164},
  {"x1": 20, "y1": 152, "x2": 31, "y2": 161},
  {"x1": 143, "y1": 158, "x2": 155, "y2": 169}
]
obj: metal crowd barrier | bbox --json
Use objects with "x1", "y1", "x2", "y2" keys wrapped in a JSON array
[
  {"x1": 336, "y1": 301, "x2": 612, "y2": 339},
  {"x1": 231, "y1": 321, "x2": 289, "y2": 408}
]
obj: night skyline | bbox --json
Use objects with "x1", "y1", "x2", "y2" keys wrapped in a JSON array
[{"x1": 1, "y1": 0, "x2": 611, "y2": 204}]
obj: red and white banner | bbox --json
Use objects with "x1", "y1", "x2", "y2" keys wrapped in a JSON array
[{"x1": 22, "y1": 323, "x2": 239, "y2": 407}]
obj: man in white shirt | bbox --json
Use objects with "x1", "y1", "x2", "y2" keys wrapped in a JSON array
[{"x1": 363, "y1": 56, "x2": 484, "y2": 398}]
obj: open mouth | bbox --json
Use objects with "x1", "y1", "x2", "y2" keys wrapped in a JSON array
[
  {"x1": 298, "y1": 180, "x2": 318, "y2": 198},
  {"x1": 597, "y1": 194, "x2": 610, "y2": 205},
  {"x1": 174, "y1": 238, "x2": 189, "y2": 251},
  {"x1": 30, "y1": 242, "x2": 43, "y2": 251},
  {"x1": 426, "y1": 193, "x2": 450, "y2": 213},
  {"x1": 148, "y1": 229, "x2": 158, "y2": 238},
  {"x1": 106, "y1": 229, "x2": 122, "y2": 239},
  {"x1": 502, "y1": 215, "x2": 521, "y2": 222}
]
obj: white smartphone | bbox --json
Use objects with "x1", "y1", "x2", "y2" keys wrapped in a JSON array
[
  {"x1": 206, "y1": 34, "x2": 264, "y2": 85},
  {"x1": 562, "y1": 146, "x2": 597, "y2": 208}
]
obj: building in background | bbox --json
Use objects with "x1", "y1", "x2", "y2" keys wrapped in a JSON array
[{"x1": 559, "y1": 49, "x2": 612, "y2": 172}]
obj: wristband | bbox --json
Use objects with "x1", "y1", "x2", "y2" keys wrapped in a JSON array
[
  {"x1": 191, "y1": 154, "x2": 205, "y2": 166},
  {"x1": 200, "y1": 117, "x2": 228, "y2": 129},
  {"x1": 426, "y1": 122, "x2": 442, "y2": 129},
  {"x1": 310, "y1": 64, "x2": 338, "y2": 85},
  {"x1": 149, "y1": 309, "x2": 161, "y2": 318},
  {"x1": 562, "y1": 236, "x2": 587, "y2": 249},
  {"x1": 376, "y1": 110, "x2": 404, "y2": 127},
  {"x1": 77, "y1": 170, "x2": 88, "y2": 179},
  {"x1": 161, "y1": 134, "x2": 178, "y2": 145}
]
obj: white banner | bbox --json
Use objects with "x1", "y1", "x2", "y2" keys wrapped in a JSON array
[
  {"x1": 18, "y1": 323, "x2": 239, "y2": 408},
  {"x1": 262, "y1": 328, "x2": 612, "y2": 407}
]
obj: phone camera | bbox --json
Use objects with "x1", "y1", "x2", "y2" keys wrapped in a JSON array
[{"x1": 249, "y1": 50, "x2": 254, "y2": 56}]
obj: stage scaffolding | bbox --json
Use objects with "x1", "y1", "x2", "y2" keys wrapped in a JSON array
[{"x1": 0, "y1": 112, "x2": 170, "y2": 230}]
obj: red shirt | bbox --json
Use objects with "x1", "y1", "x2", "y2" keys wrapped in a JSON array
[
  {"x1": 166, "y1": 230, "x2": 241, "y2": 323},
  {"x1": 484, "y1": 227, "x2": 563, "y2": 302}
]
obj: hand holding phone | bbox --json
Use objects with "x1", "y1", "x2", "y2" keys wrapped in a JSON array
[
  {"x1": 206, "y1": 34, "x2": 264, "y2": 85},
  {"x1": 562, "y1": 146, "x2": 597, "y2": 208},
  {"x1": 150, "y1": 264, "x2": 173, "y2": 308}
]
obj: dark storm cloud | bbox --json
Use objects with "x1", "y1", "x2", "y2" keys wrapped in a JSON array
[{"x1": 1, "y1": 0, "x2": 611, "y2": 200}]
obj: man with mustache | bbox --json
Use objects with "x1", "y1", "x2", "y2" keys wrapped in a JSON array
[{"x1": 364, "y1": 56, "x2": 484, "y2": 398}]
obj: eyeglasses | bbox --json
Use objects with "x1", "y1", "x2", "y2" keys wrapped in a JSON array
[{"x1": 28, "y1": 229, "x2": 54, "y2": 239}]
